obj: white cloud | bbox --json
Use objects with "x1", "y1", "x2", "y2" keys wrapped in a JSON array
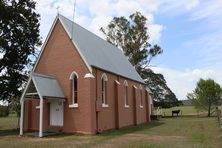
[
  {"x1": 88, "y1": 1, "x2": 114, "y2": 16},
  {"x1": 190, "y1": 1, "x2": 222, "y2": 22},
  {"x1": 137, "y1": 0, "x2": 162, "y2": 12},
  {"x1": 113, "y1": 0, "x2": 145, "y2": 16},
  {"x1": 89, "y1": 15, "x2": 113, "y2": 38},
  {"x1": 185, "y1": 0, "x2": 199, "y2": 10},
  {"x1": 148, "y1": 24, "x2": 164, "y2": 44},
  {"x1": 35, "y1": 0, "x2": 205, "y2": 44},
  {"x1": 152, "y1": 67, "x2": 222, "y2": 100},
  {"x1": 184, "y1": 30, "x2": 222, "y2": 68},
  {"x1": 154, "y1": 0, "x2": 199, "y2": 15},
  {"x1": 36, "y1": 0, "x2": 166, "y2": 42}
]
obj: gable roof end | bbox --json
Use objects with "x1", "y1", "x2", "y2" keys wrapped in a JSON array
[{"x1": 33, "y1": 15, "x2": 92, "y2": 73}]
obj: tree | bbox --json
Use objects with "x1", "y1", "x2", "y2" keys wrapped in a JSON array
[
  {"x1": 187, "y1": 79, "x2": 222, "y2": 117},
  {"x1": 101, "y1": 12, "x2": 179, "y2": 107},
  {"x1": 0, "y1": 0, "x2": 41, "y2": 103},
  {"x1": 9, "y1": 96, "x2": 21, "y2": 128},
  {"x1": 10, "y1": 96, "x2": 20, "y2": 117},
  {"x1": 100, "y1": 12, "x2": 162, "y2": 73},
  {"x1": 141, "y1": 68, "x2": 180, "y2": 108}
]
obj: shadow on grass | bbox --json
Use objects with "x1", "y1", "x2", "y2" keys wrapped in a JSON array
[
  {"x1": 0, "y1": 121, "x2": 164, "y2": 139},
  {"x1": 39, "y1": 121, "x2": 165, "y2": 140},
  {"x1": 0, "y1": 129, "x2": 18, "y2": 137},
  {"x1": 98, "y1": 121, "x2": 164, "y2": 138}
]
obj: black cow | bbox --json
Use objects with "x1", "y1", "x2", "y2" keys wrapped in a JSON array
[{"x1": 172, "y1": 110, "x2": 180, "y2": 117}]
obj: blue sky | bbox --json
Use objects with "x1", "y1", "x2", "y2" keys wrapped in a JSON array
[
  {"x1": 153, "y1": 2, "x2": 222, "y2": 70},
  {"x1": 34, "y1": 0, "x2": 222, "y2": 100}
]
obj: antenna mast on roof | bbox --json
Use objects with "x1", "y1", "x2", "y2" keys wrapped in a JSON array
[{"x1": 71, "y1": 0, "x2": 77, "y2": 40}]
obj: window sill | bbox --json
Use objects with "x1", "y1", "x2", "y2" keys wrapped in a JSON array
[
  {"x1": 102, "y1": 104, "x2": 109, "y2": 108},
  {"x1": 69, "y1": 103, "x2": 79, "y2": 108},
  {"x1": 140, "y1": 105, "x2": 144, "y2": 108},
  {"x1": 124, "y1": 105, "x2": 130, "y2": 108}
]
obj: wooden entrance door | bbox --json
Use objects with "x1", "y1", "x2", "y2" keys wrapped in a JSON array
[{"x1": 50, "y1": 100, "x2": 63, "y2": 126}]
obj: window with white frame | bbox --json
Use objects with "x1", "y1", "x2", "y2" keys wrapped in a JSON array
[
  {"x1": 69, "y1": 71, "x2": 78, "y2": 108},
  {"x1": 139, "y1": 85, "x2": 143, "y2": 108},
  {"x1": 101, "y1": 73, "x2": 108, "y2": 107},
  {"x1": 124, "y1": 80, "x2": 129, "y2": 108}
]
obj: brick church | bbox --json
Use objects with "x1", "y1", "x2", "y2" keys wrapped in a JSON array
[{"x1": 19, "y1": 14, "x2": 153, "y2": 137}]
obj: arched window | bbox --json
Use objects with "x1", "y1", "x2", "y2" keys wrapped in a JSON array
[
  {"x1": 124, "y1": 80, "x2": 129, "y2": 108},
  {"x1": 139, "y1": 85, "x2": 143, "y2": 108},
  {"x1": 101, "y1": 73, "x2": 108, "y2": 107},
  {"x1": 150, "y1": 95, "x2": 153, "y2": 115},
  {"x1": 69, "y1": 72, "x2": 78, "y2": 106}
]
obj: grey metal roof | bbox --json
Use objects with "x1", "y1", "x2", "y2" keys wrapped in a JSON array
[
  {"x1": 31, "y1": 73, "x2": 65, "y2": 98},
  {"x1": 59, "y1": 15, "x2": 144, "y2": 83}
]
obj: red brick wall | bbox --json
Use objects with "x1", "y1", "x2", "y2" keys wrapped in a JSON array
[
  {"x1": 91, "y1": 68, "x2": 150, "y2": 132},
  {"x1": 94, "y1": 69, "x2": 117, "y2": 132},
  {"x1": 24, "y1": 99, "x2": 50, "y2": 131},
  {"x1": 118, "y1": 79, "x2": 138, "y2": 127}
]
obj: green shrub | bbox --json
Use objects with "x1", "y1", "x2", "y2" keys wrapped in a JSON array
[{"x1": 0, "y1": 105, "x2": 9, "y2": 117}]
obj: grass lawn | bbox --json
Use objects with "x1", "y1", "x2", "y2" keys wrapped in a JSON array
[
  {"x1": 0, "y1": 115, "x2": 222, "y2": 148},
  {"x1": 160, "y1": 106, "x2": 206, "y2": 117}
]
